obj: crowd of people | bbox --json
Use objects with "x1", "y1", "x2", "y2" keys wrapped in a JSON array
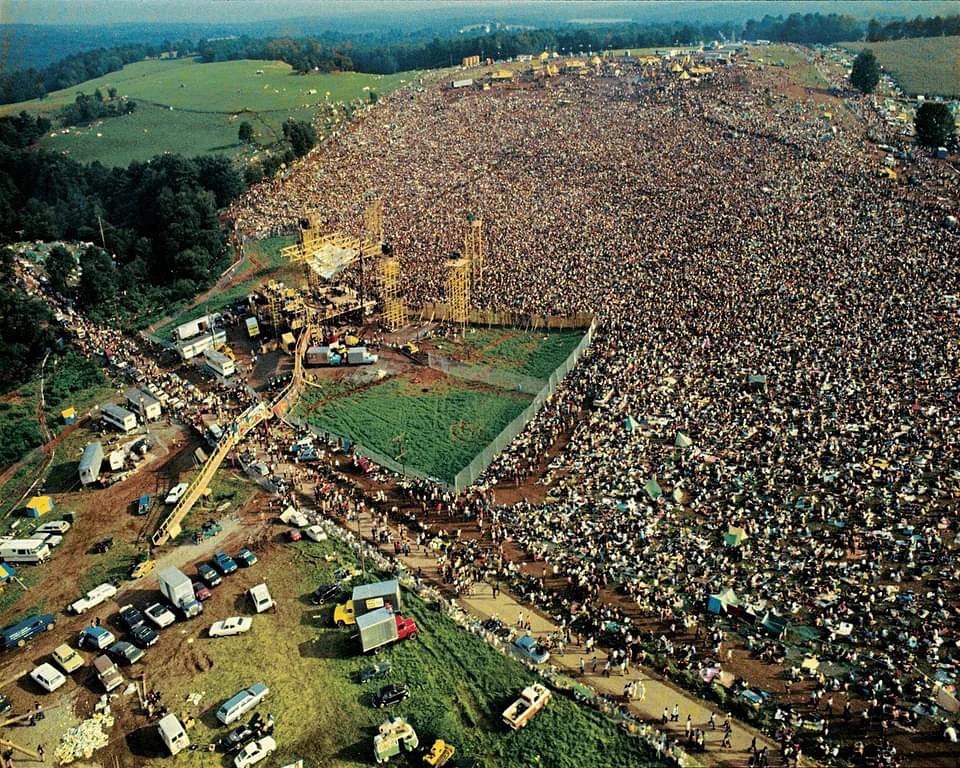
[{"x1": 227, "y1": 47, "x2": 958, "y2": 765}]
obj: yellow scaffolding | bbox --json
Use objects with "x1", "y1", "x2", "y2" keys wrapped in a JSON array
[
  {"x1": 380, "y1": 256, "x2": 406, "y2": 331},
  {"x1": 446, "y1": 256, "x2": 471, "y2": 324},
  {"x1": 464, "y1": 216, "x2": 484, "y2": 293},
  {"x1": 361, "y1": 197, "x2": 383, "y2": 257}
]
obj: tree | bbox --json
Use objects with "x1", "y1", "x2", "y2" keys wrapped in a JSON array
[
  {"x1": 367, "y1": 89, "x2": 380, "y2": 105},
  {"x1": 850, "y1": 49, "x2": 880, "y2": 94},
  {"x1": 46, "y1": 245, "x2": 75, "y2": 295},
  {"x1": 77, "y1": 246, "x2": 118, "y2": 311},
  {"x1": 107, "y1": 86, "x2": 117, "y2": 99},
  {"x1": 914, "y1": 102, "x2": 955, "y2": 148},
  {"x1": 238, "y1": 121, "x2": 254, "y2": 144},
  {"x1": 282, "y1": 119, "x2": 317, "y2": 158}
]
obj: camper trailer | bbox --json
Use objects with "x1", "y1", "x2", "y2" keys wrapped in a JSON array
[
  {"x1": 0, "y1": 539, "x2": 52, "y2": 564},
  {"x1": 101, "y1": 404, "x2": 137, "y2": 433},
  {"x1": 79, "y1": 442, "x2": 104, "y2": 485},
  {"x1": 204, "y1": 349, "x2": 236, "y2": 378},
  {"x1": 125, "y1": 388, "x2": 162, "y2": 421}
]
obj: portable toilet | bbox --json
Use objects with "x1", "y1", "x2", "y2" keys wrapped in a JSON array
[
  {"x1": 25, "y1": 495, "x2": 54, "y2": 518},
  {"x1": 61, "y1": 407, "x2": 77, "y2": 425}
]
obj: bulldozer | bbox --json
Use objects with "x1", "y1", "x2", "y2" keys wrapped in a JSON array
[{"x1": 423, "y1": 739, "x2": 456, "y2": 766}]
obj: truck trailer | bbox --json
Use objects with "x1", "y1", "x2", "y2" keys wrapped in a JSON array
[
  {"x1": 157, "y1": 566, "x2": 202, "y2": 618},
  {"x1": 204, "y1": 348, "x2": 236, "y2": 378},
  {"x1": 356, "y1": 608, "x2": 418, "y2": 653},
  {"x1": 79, "y1": 442, "x2": 104, "y2": 486},
  {"x1": 101, "y1": 403, "x2": 138, "y2": 433}
]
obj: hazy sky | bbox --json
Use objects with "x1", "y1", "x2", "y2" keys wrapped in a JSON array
[{"x1": 2, "y1": 0, "x2": 954, "y2": 26}]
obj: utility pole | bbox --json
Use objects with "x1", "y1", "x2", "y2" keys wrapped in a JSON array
[{"x1": 97, "y1": 215, "x2": 106, "y2": 250}]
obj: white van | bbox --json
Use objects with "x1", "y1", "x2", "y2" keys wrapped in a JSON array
[
  {"x1": 158, "y1": 713, "x2": 190, "y2": 755},
  {"x1": 216, "y1": 682, "x2": 269, "y2": 725},
  {"x1": 165, "y1": 483, "x2": 189, "y2": 505},
  {"x1": 249, "y1": 583, "x2": 275, "y2": 613}
]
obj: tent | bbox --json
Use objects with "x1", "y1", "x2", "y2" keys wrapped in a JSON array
[
  {"x1": 675, "y1": 431, "x2": 692, "y2": 448},
  {"x1": 624, "y1": 415, "x2": 640, "y2": 432},
  {"x1": 724, "y1": 526, "x2": 748, "y2": 548},
  {"x1": 708, "y1": 587, "x2": 739, "y2": 614},
  {"x1": 761, "y1": 611, "x2": 789, "y2": 638},
  {"x1": 0, "y1": 563, "x2": 15, "y2": 584},
  {"x1": 61, "y1": 407, "x2": 77, "y2": 425},
  {"x1": 24, "y1": 495, "x2": 54, "y2": 518},
  {"x1": 643, "y1": 477, "x2": 662, "y2": 500}
]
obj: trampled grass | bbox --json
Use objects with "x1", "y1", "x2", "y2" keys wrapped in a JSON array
[
  {"x1": 144, "y1": 539, "x2": 658, "y2": 768},
  {"x1": 296, "y1": 374, "x2": 533, "y2": 483},
  {"x1": 840, "y1": 36, "x2": 960, "y2": 97},
  {"x1": 440, "y1": 328, "x2": 584, "y2": 381},
  {"x1": 6, "y1": 58, "x2": 417, "y2": 165}
]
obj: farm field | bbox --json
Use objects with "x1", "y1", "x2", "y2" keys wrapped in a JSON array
[
  {"x1": 294, "y1": 372, "x2": 533, "y2": 483},
  {"x1": 142, "y1": 538, "x2": 659, "y2": 768},
  {"x1": 2, "y1": 58, "x2": 417, "y2": 165},
  {"x1": 839, "y1": 36, "x2": 960, "y2": 97}
]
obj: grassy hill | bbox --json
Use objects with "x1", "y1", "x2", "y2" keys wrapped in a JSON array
[
  {"x1": 3, "y1": 57, "x2": 417, "y2": 165},
  {"x1": 840, "y1": 36, "x2": 960, "y2": 97}
]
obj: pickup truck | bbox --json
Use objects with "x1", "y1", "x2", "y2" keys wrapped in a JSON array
[
  {"x1": 93, "y1": 654, "x2": 124, "y2": 692},
  {"x1": 69, "y1": 582, "x2": 118, "y2": 614},
  {"x1": 502, "y1": 684, "x2": 551, "y2": 730}
]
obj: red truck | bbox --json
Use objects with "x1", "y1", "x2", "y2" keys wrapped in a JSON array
[{"x1": 357, "y1": 608, "x2": 419, "y2": 653}]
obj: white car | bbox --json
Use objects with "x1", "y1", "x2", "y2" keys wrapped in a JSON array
[
  {"x1": 145, "y1": 603, "x2": 176, "y2": 629},
  {"x1": 234, "y1": 735, "x2": 276, "y2": 768},
  {"x1": 209, "y1": 617, "x2": 253, "y2": 638},
  {"x1": 303, "y1": 525, "x2": 327, "y2": 543},
  {"x1": 31, "y1": 662, "x2": 67, "y2": 693},
  {"x1": 165, "y1": 483, "x2": 189, "y2": 505},
  {"x1": 35, "y1": 520, "x2": 71, "y2": 535},
  {"x1": 69, "y1": 582, "x2": 119, "y2": 615}
]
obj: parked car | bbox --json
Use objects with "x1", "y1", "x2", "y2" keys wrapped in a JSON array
[
  {"x1": 31, "y1": 663, "x2": 66, "y2": 693},
  {"x1": 287, "y1": 529, "x2": 302, "y2": 542},
  {"x1": 0, "y1": 694, "x2": 11, "y2": 715},
  {"x1": 35, "y1": 520, "x2": 71, "y2": 535},
  {"x1": 512, "y1": 635, "x2": 550, "y2": 665},
  {"x1": 117, "y1": 605, "x2": 147, "y2": 632},
  {"x1": 129, "y1": 622, "x2": 159, "y2": 648},
  {"x1": 358, "y1": 661, "x2": 391, "y2": 684},
  {"x1": 197, "y1": 562, "x2": 222, "y2": 587},
  {"x1": 236, "y1": 548, "x2": 258, "y2": 567},
  {"x1": 209, "y1": 617, "x2": 253, "y2": 638},
  {"x1": 333, "y1": 567, "x2": 360, "y2": 583},
  {"x1": 51, "y1": 644, "x2": 84, "y2": 674},
  {"x1": 108, "y1": 640, "x2": 145, "y2": 665},
  {"x1": 303, "y1": 525, "x2": 327, "y2": 542},
  {"x1": 311, "y1": 584, "x2": 340, "y2": 605},
  {"x1": 219, "y1": 712, "x2": 274, "y2": 754},
  {"x1": 373, "y1": 683, "x2": 410, "y2": 709},
  {"x1": 213, "y1": 550, "x2": 238, "y2": 575},
  {"x1": 233, "y1": 735, "x2": 276, "y2": 768},
  {"x1": 92, "y1": 536, "x2": 114, "y2": 554},
  {"x1": 193, "y1": 582, "x2": 212, "y2": 602},
  {"x1": 144, "y1": 603, "x2": 175, "y2": 629},
  {"x1": 165, "y1": 483, "x2": 189, "y2": 505},
  {"x1": 79, "y1": 626, "x2": 116, "y2": 651},
  {"x1": 217, "y1": 683, "x2": 270, "y2": 725}
]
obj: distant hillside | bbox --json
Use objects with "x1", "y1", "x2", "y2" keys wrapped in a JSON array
[{"x1": 841, "y1": 36, "x2": 960, "y2": 97}]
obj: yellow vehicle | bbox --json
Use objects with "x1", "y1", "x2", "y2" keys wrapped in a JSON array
[
  {"x1": 52, "y1": 643, "x2": 84, "y2": 674},
  {"x1": 423, "y1": 740, "x2": 456, "y2": 767},
  {"x1": 130, "y1": 558, "x2": 156, "y2": 580},
  {"x1": 334, "y1": 601, "x2": 356, "y2": 627},
  {"x1": 401, "y1": 342, "x2": 419, "y2": 355}
]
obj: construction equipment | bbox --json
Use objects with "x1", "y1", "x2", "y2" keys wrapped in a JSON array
[{"x1": 422, "y1": 740, "x2": 456, "y2": 767}]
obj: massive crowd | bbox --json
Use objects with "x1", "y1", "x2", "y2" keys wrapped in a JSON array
[{"x1": 232, "y1": 50, "x2": 958, "y2": 765}]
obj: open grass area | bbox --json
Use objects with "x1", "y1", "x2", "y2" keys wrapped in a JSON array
[
  {"x1": 839, "y1": 36, "x2": 960, "y2": 97},
  {"x1": 152, "y1": 234, "x2": 296, "y2": 341},
  {"x1": 294, "y1": 373, "x2": 533, "y2": 483},
  {"x1": 439, "y1": 328, "x2": 584, "y2": 381},
  {"x1": 1, "y1": 58, "x2": 417, "y2": 165},
  {"x1": 145, "y1": 539, "x2": 658, "y2": 768}
]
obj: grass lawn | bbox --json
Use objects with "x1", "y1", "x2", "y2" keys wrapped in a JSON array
[
  {"x1": 6, "y1": 58, "x2": 417, "y2": 165},
  {"x1": 839, "y1": 36, "x2": 960, "y2": 97},
  {"x1": 439, "y1": 328, "x2": 584, "y2": 381},
  {"x1": 152, "y1": 234, "x2": 297, "y2": 341},
  {"x1": 145, "y1": 539, "x2": 658, "y2": 768},
  {"x1": 294, "y1": 373, "x2": 533, "y2": 483}
]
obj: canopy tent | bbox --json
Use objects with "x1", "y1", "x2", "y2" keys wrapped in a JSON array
[
  {"x1": 643, "y1": 477, "x2": 662, "y2": 500},
  {"x1": 761, "y1": 611, "x2": 789, "y2": 638},
  {"x1": 675, "y1": 431, "x2": 692, "y2": 448},
  {"x1": 708, "y1": 587, "x2": 740, "y2": 615},
  {"x1": 25, "y1": 495, "x2": 54, "y2": 518},
  {"x1": 624, "y1": 415, "x2": 640, "y2": 432},
  {"x1": 724, "y1": 526, "x2": 748, "y2": 548},
  {"x1": 61, "y1": 407, "x2": 77, "y2": 424}
]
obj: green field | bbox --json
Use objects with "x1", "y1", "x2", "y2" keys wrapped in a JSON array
[
  {"x1": 146, "y1": 538, "x2": 659, "y2": 768},
  {"x1": 2, "y1": 58, "x2": 417, "y2": 165},
  {"x1": 294, "y1": 373, "x2": 533, "y2": 483},
  {"x1": 438, "y1": 328, "x2": 584, "y2": 381},
  {"x1": 152, "y1": 234, "x2": 297, "y2": 341},
  {"x1": 840, "y1": 36, "x2": 960, "y2": 97}
]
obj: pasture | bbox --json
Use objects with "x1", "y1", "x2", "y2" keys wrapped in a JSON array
[
  {"x1": 2, "y1": 58, "x2": 416, "y2": 165},
  {"x1": 840, "y1": 36, "x2": 960, "y2": 97}
]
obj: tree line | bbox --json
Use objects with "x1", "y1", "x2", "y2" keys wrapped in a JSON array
[{"x1": 2, "y1": 12, "x2": 958, "y2": 106}]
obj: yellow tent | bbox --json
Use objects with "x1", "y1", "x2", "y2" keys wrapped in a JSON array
[
  {"x1": 25, "y1": 495, "x2": 54, "y2": 518},
  {"x1": 590, "y1": 55, "x2": 602, "y2": 66},
  {"x1": 671, "y1": 62, "x2": 683, "y2": 73},
  {"x1": 539, "y1": 51, "x2": 550, "y2": 62},
  {"x1": 491, "y1": 69, "x2": 514, "y2": 81},
  {"x1": 679, "y1": 70, "x2": 691, "y2": 80},
  {"x1": 61, "y1": 407, "x2": 77, "y2": 424}
]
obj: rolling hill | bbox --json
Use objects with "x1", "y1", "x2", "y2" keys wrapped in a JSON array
[{"x1": 840, "y1": 36, "x2": 960, "y2": 97}]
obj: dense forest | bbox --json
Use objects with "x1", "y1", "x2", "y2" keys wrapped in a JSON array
[{"x1": 2, "y1": 12, "x2": 958, "y2": 104}]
